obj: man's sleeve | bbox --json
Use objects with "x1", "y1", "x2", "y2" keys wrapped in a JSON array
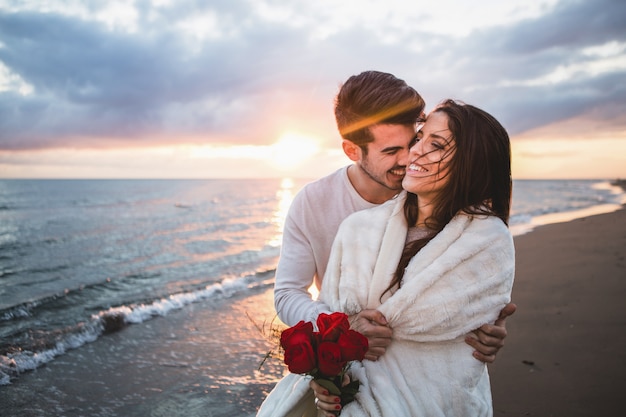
[{"x1": 273, "y1": 193, "x2": 332, "y2": 326}]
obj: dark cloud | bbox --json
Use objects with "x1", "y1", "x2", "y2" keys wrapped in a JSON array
[
  {"x1": 0, "y1": 11, "x2": 190, "y2": 147},
  {"x1": 0, "y1": 3, "x2": 357, "y2": 149},
  {"x1": 486, "y1": 71, "x2": 626, "y2": 134},
  {"x1": 419, "y1": 0, "x2": 626, "y2": 134},
  {"x1": 495, "y1": 0, "x2": 626, "y2": 53},
  {"x1": 0, "y1": 0, "x2": 625, "y2": 150}
]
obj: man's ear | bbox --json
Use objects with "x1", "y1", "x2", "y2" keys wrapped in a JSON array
[{"x1": 342, "y1": 140, "x2": 361, "y2": 162}]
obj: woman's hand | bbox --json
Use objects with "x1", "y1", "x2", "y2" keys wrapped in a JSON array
[{"x1": 310, "y1": 375, "x2": 349, "y2": 416}]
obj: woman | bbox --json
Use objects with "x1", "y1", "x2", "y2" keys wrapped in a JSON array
[{"x1": 259, "y1": 100, "x2": 514, "y2": 416}]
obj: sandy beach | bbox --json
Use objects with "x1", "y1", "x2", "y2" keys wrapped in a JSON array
[
  {"x1": 1, "y1": 207, "x2": 625, "y2": 416},
  {"x1": 489, "y1": 207, "x2": 626, "y2": 416}
]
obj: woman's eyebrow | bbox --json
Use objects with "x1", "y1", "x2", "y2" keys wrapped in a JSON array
[{"x1": 429, "y1": 129, "x2": 452, "y2": 142}]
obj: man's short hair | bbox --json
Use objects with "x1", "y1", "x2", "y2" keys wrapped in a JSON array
[{"x1": 334, "y1": 71, "x2": 425, "y2": 148}]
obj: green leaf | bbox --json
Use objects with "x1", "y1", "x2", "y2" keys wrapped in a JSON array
[
  {"x1": 339, "y1": 379, "x2": 361, "y2": 407},
  {"x1": 315, "y1": 378, "x2": 341, "y2": 395},
  {"x1": 343, "y1": 380, "x2": 360, "y2": 391}
]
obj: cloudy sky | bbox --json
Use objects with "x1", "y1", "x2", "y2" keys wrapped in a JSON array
[{"x1": 1, "y1": 0, "x2": 625, "y2": 179}]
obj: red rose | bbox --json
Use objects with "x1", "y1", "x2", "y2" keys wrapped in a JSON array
[
  {"x1": 316, "y1": 312, "x2": 350, "y2": 342},
  {"x1": 280, "y1": 321, "x2": 314, "y2": 349},
  {"x1": 317, "y1": 341, "x2": 347, "y2": 377},
  {"x1": 281, "y1": 321, "x2": 317, "y2": 374},
  {"x1": 338, "y1": 330, "x2": 369, "y2": 362},
  {"x1": 275, "y1": 314, "x2": 367, "y2": 412}
]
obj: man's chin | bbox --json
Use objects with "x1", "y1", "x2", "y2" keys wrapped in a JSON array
[
  {"x1": 386, "y1": 179, "x2": 404, "y2": 191},
  {"x1": 387, "y1": 173, "x2": 405, "y2": 188}
]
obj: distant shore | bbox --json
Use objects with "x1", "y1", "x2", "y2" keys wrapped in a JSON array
[{"x1": 611, "y1": 178, "x2": 626, "y2": 186}]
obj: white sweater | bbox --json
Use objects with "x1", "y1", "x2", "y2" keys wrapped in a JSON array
[{"x1": 273, "y1": 166, "x2": 378, "y2": 326}]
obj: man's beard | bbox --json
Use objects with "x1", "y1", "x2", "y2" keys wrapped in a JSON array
[{"x1": 359, "y1": 159, "x2": 404, "y2": 192}]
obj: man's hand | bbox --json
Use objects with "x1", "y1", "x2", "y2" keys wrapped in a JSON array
[
  {"x1": 465, "y1": 302, "x2": 517, "y2": 363},
  {"x1": 351, "y1": 309, "x2": 392, "y2": 361}
]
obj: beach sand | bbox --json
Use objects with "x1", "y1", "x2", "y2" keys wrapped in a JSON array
[
  {"x1": 1, "y1": 208, "x2": 625, "y2": 416},
  {"x1": 489, "y1": 207, "x2": 626, "y2": 417}
]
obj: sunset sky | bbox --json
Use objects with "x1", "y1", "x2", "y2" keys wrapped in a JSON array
[{"x1": 1, "y1": 0, "x2": 625, "y2": 179}]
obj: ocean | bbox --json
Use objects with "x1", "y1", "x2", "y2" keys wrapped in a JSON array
[{"x1": 0, "y1": 177, "x2": 624, "y2": 415}]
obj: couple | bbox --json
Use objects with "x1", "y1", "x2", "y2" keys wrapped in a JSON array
[{"x1": 258, "y1": 71, "x2": 516, "y2": 416}]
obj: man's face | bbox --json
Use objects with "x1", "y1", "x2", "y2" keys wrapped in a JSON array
[{"x1": 358, "y1": 123, "x2": 417, "y2": 192}]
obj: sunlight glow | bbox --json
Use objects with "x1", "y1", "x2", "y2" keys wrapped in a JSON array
[
  {"x1": 308, "y1": 283, "x2": 320, "y2": 301},
  {"x1": 0, "y1": 140, "x2": 340, "y2": 179},
  {"x1": 189, "y1": 144, "x2": 266, "y2": 160},
  {"x1": 511, "y1": 137, "x2": 626, "y2": 179},
  {"x1": 269, "y1": 132, "x2": 320, "y2": 171}
]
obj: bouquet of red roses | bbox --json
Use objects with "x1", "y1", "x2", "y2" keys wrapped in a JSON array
[{"x1": 279, "y1": 312, "x2": 368, "y2": 413}]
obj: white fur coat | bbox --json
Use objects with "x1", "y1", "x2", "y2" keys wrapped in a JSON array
[{"x1": 257, "y1": 192, "x2": 515, "y2": 417}]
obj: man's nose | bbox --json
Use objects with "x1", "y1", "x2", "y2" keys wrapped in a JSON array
[{"x1": 398, "y1": 148, "x2": 410, "y2": 166}]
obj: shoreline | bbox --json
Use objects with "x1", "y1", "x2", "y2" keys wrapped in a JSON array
[
  {"x1": 1, "y1": 204, "x2": 625, "y2": 416},
  {"x1": 510, "y1": 178, "x2": 625, "y2": 237},
  {"x1": 0, "y1": 285, "x2": 287, "y2": 417},
  {"x1": 509, "y1": 201, "x2": 623, "y2": 236}
]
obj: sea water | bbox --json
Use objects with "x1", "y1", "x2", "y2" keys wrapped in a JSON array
[
  {"x1": 0, "y1": 179, "x2": 304, "y2": 383},
  {"x1": 0, "y1": 178, "x2": 623, "y2": 409}
]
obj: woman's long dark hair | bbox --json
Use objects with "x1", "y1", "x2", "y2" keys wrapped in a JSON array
[{"x1": 385, "y1": 99, "x2": 512, "y2": 295}]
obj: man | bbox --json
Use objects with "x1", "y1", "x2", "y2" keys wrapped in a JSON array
[{"x1": 274, "y1": 70, "x2": 515, "y2": 363}]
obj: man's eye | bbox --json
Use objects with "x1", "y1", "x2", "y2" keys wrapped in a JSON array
[{"x1": 409, "y1": 135, "x2": 419, "y2": 148}]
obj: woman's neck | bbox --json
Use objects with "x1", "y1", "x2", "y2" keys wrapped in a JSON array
[{"x1": 415, "y1": 195, "x2": 435, "y2": 227}]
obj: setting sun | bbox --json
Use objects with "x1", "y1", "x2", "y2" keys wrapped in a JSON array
[{"x1": 270, "y1": 132, "x2": 320, "y2": 171}]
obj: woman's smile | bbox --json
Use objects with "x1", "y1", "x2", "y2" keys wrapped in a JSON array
[{"x1": 407, "y1": 162, "x2": 428, "y2": 173}]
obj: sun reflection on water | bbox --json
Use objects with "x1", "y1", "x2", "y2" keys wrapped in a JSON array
[
  {"x1": 267, "y1": 178, "x2": 320, "y2": 300},
  {"x1": 267, "y1": 178, "x2": 295, "y2": 247}
]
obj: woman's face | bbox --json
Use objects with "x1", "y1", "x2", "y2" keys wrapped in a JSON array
[{"x1": 402, "y1": 110, "x2": 456, "y2": 198}]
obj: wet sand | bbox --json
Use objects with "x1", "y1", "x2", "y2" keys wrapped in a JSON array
[
  {"x1": 489, "y1": 208, "x2": 626, "y2": 416},
  {"x1": 1, "y1": 208, "x2": 625, "y2": 416}
]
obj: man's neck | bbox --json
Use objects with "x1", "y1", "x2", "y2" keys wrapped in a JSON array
[{"x1": 347, "y1": 165, "x2": 399, "y2": 204}]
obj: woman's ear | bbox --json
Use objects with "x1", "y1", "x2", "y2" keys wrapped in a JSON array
[{"x1": 342, "y1": 140, "x2": 362, "y2": 162}]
